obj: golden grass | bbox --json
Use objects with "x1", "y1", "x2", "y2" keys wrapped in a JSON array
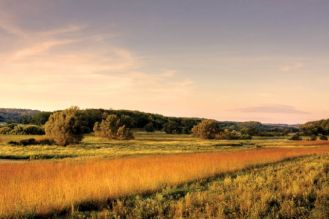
[
  {"x1": 2, "y1": 132, "x2": 329, "y2": 160},
  {"x1": 1, "y1": 147, "x2": 329, "y2": 217}
]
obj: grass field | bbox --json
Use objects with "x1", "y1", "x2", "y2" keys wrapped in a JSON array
[
  {"x1": 1, "y1": 147, "x2": 329, "y2": 218},
  {"x1": 77, "y1": 155, "x2": 329, "y2": 219},
  {"x1": 0, "y1": 132, "x2": 328, "y2": 160},
  {"x1": 1, "y1": 132, "x2": 329, "y2": 218}
]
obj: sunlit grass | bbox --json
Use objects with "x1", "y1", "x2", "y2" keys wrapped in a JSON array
[
  {"x1": 0, "y1": 147, "x2": 329, "y2": 217},
  {"x1": 89, "y1": 155, "x2": 329, "y2": 218},
  {"x1": 1, "y1": 132, "x2": 328, "y2": 160}
]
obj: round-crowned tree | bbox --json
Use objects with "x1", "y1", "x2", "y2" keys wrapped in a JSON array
[
  {"x1": 192, "y1": 119, "x2": 220, "y2": 139},
  {"x1": 93, "y1": 114, "x2": 134, "y2": 140},
  {"x1": 45, "y1": 107, "x2": 83, "y2": 146}
]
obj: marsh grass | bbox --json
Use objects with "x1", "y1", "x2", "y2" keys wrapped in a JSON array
[
  {"x1": 1, "y1": 132, "x2": 328, "y2": 160},
  {"x1": 79, "y1": 155, "x2": 329, "y2": 219},
  {"x1": 1, "y1": 148, "x2": 329, "y2": 217}
]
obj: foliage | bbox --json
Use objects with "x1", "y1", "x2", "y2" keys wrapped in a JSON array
[
  {"x1": 309, "y1": 135, "x2": 317, "y2": 141},
  {"x1": 0, "y1": 108, "x2": 40, "y2": 123},
  {"x1": 0, "y1": 108, "x2": 302, "y2": 137},
  {"x1": 30, "y1": 112, "x2": 52, "y2": 125},
  {"x1": 77, "y1": 109, "x2": 200, "y2": 134},
  {"x1": 8, "y1": 138, "x2": 54, "y2": 146},
  {"x1": 0, "y1": 126, "x2": 12, "y2": 135},
  {"x1": 144, "y1": 122, "x2": 155, "y2": 132},
  {"x1": 289, "y1": 133, "x2": 302, "y2": 141},
  {"x1": 163, "y1": 120, "x2": 181, "y2": 134},
  {"x1": 216, "y1": 129, "x2": 252, "y2": 140},
  {"x1": 238, "y1": 121, "x2": 263, "y2": 136},
  {"x1": 93, "y1": 114, "x2": 134, "y2": 140},
  {"x1": 0, "y1": 124, "x2": 44, "y2": 135},
  {"x1": 319, "y1": 135, "x2": 328, "y2": 141},
  {"x1": 44, "y1": 107, "x2": 84, "y2": 146},
  {"x1": 192, "y1": 121, "x2": 252, "y2": 140},
  {"x1": 192, "y1": 119, "x2": 220, "y2": 139},
  {"x1": 301, "y1": 119, "x2": 329, "y2": 135}
]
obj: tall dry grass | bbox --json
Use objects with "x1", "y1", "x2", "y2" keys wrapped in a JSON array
[{"x1": 0, "y1": 147, "x2": 329, "y2": 217}]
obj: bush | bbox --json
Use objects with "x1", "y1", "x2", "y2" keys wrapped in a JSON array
[
  {"x1": 0, "y1": 126, "x2": 12, "y2": 134},
  {"x1": 144, "y1": 122, "x2": 155, "y2": 132},
  {"x1": 309, "y1": 135, "x2": 317, "y2": 141},
  {"x1": 0, "y1": 124, "x2": 44, "y2": 135},
  {"x1": 45, "y1": 107, "x2": 84, "y2": 146},
  {"x1": 163, "y1": 121, "x2": 181, "y2": 134},
  {"x1": 192, "y1": 119, "x2": 220, "y2": 139},
  {"x1": 93, "y1": 114, "x2": 134, "y2": 140},
  {"x1": 319, "y1": 135, "x2": 328, "y2": 140},
  {"x1": 22, "y1": 125, "x2": 45, "y2": 135},
  {"x1": 216, "y1": 129, "x2": 252, "y2": 140},
  {"x1": 11, "y1": 125, "x2": 44, "y2": 135},
  {"x1": 8, "y1": 138, "x2": 54, "y2": 146},
  {"x1": 289, "y1": 133, "x2": 302, "y2": 141}
]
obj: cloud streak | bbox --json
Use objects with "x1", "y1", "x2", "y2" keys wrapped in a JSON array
[
  {"x1": 0, "y1": 18, "x2": 198, "y2": 114},
  {"x1": 233, "y1": 105, "x2": 309, "y2": 115}
]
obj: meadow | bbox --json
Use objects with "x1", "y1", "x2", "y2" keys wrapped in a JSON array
[
  {"x1": 0, "y1": 132, "x2": 326, "y2": 160},
  {"x1": 78, "y1": 155, "x2": 329, "y2": 219},
  {"x1": 1, "y1": 132, "x2": 329, "y2": 218}
]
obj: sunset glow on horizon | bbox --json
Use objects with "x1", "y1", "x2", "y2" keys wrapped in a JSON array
[{"x1": 1, "y1": 0, "x2": 329, "y2": 124}]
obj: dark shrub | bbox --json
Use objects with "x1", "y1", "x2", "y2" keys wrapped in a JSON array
[
  {"x1": 22, "y1": 125, "x2": 45, "y2": 135},
  {"x1": 8, "y1": 138, "x2": 54, "y2": 146},
  {"x1": 45, "y1": 107, "x2": 84, "y2": 146},
  {"x1": 163, "y1": 120, "x2": 181, "y2": 134},
  {"x1": 0, "y1": 124, "x2": 44, "y2": 135},
  {"x1": 0, "y1": 126, "x2": 12, "y2": 134},
  {"x1": 216, "y1": 129, "x2": 252, "y2": 140},
  {"x1": 144, "y1": 122, "x2": 155, "y2": 132},
  {"x1": 309, "y1": 135, "x2": 317, "y2": 141},
  {"x1": 289, "y1": 133, "x2": 302, "y2": 141},
  {"x1": 94, "y1": 114, "x2": 134, "y2": 140},
  {"x1": 319, "y1": 135, "x2": 328, "y2": 140}
]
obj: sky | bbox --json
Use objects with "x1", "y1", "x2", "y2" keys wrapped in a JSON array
[{"x1": 1, "y1": 0, "x2": 329, "y2": 124}]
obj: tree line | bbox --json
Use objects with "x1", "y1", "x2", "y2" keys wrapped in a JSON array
[{"x1": 1, "y1": 107, "x2": 309, "y2": 146}]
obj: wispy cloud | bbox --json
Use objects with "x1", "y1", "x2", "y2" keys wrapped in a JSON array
[
  {"x1": 280, "y1": 62, "x2": 304, "y2": 73},
  {"x1": 0, "y1": 18, "x2": 197, "y2": 112},
  {"x1": 233, "y1": 104, "x2": 308, "y2": 115}
]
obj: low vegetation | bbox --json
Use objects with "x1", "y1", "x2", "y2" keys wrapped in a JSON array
[
  {"x1": 0, "y1": 124, "x2": 44, "y2": 135},
  {"x1": 192, "y1": 119, "x2": 252, "y2": 140},
  {"x1": 1, "y1": 108, "x2": 299, "y2": 136},
  {"x1": 8, "y1": 138, "x2": 54, "y2": 146},
  {"x1": 1, "y1": 107, "x2": 329, "y2": 218},
  {"x1": 79, "y1": 155, "x2": 329, "y2": 219},
  {"x1": 0, "y1": 148, "x2": 329, "y2": 217},
  {"x1": 93, "y1": 114, "x2": 134, "y2": 140},
  {"x1": 1, "y1": 132, "x2": 329, "y2": 160},
  {"x1": 45, "y1": 107, "x2": 84, "y2": 146}
]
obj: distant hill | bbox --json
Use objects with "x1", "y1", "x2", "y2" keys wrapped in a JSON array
[{"x1": 0, "y1": 108, "x2": 41, "y2": 123}]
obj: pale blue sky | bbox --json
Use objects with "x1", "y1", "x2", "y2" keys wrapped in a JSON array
[{"x1": 1, "y1": 0, "x2": 329, "y2": 123}]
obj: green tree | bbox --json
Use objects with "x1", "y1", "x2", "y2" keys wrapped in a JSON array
[
  {"x1": 289, "y1": 133, "x2": 302, "y2": 141},
  {"x1": 163, "y1": 120, "x2": 180, "y2": 134},
  {"x1": 144, "y1": 122, "x2": 155, "y2": 132},
  {"x1": 192, "y1": 119, "x2": 220, "y2": 139},
  {"x1": 93, "y1": 114, "x2": 134, "y2": 140},
  {"x1": 45, "y1": 107, "x2": 84, "y2": 146}
]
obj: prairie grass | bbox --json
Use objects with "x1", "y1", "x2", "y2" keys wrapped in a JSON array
[
  {"x1": 88, "y1": 155, "x2": 329, "y2": 219},
  {"x1": 0, "y1": 147, "x2": 329, "y2": 217},
  {"x1": 1, "y1": 132, "x2": 328, "y2": 160}
]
